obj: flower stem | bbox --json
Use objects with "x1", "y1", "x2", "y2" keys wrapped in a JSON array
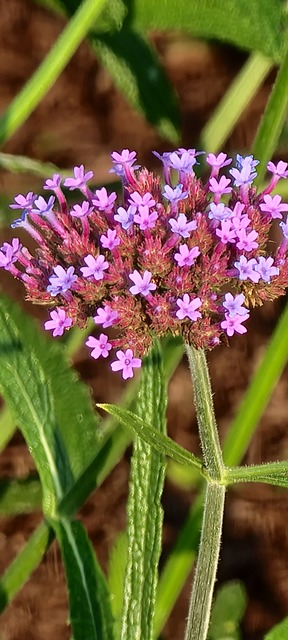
[
  {"x1": 185, "y1": 345, "x2": 224, "y2": 481},
  {"x1": 184, "y1": 483, "x2": 226, "y2": 640},
  {"x1": 184, "y1": 345, "x2": 226, "y2": 640}
]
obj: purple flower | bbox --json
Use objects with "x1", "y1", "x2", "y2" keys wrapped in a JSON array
[
  {"x1": 162, "y1": 184, "x2": 188, "y2": 203},
  {"x1": 43, "y1": 174, "x2": 61, "y2": 190},
  {"x1": 206, "y1": 153, "x2": 232, "y2": 170},
  {"x1": 267, "y1": 160, "x2": 288, "y2": 178},
  {"x1": 110, "y1": 149, "x2": 139, "y2": 177},
  {"x1": 167, "y1": 151, "x2": 196, "y2": 173},
  {"x1": 94, "y1": 304, "x2": 118, "y2": 328},
  {"x1": 129, "y1": 270, "x2": 156, "y2": 296},
  {"x1": 223, "y1": 292, "x2": 248, "y2": 317},
  {"x1": 134, "y1": 207, "x2": 158, "y2": 230},
  {"x1": 209, "y1": 202, "x2": 231, "y2": 221},
  {"x1": 110, "y1": 349, "x2": 142, "y2": 379},
  {"x1": 235, "y1": 228, "x2": 259, "y2": 252},
  {"x1": 221, "y1": 312, "x2": 250, "y2": 336},
  {"x1": 70, "y1": 201, "x2": 93, "y2": 218},
  {"x1": 169, "y1": 213, "x2": 197, "y2": 238},
  {"x1": 64, "y1": 165, "x2": 94, "y2": 190},
  {"x1": 0, "y1": 238, "x2": 22, "y2": 269},
  {"x1": 231, "y1": 213, "x2": 250, "y2": 232},
  {"x1": 176, "y1": 294, "x2": 202, "y2": 321},
  {"x1": 216, "y1": 220, "x2": 236, "y2": 244},
  {"x1": 280, "y1": 217, "x2": 288, "y2": 239},
  {"x1": 209, "y1": 176, "x2": 232, "y2": 199},
  {"x1": 31, "y1": 195, "x2": 55, "y2": 216},
  {"x1": 92, "y1": 187, "x2": 117, "y2": 211},
  {"x1": 100, "y1": 229, "x2": 120, "y2": 250},
  {"x1": 44, "y1": 308, "x2": 72, "y2": 336},
  {"x1": 234, "y1": 256, "x2": 260, "y2": 283},
  {"x1": 80, "y1": 254, "x2": 109, "y2": 280},
  {"x1": 174, "y1": 244, "x2": 200, "y2": 266},
  {"x1": 10, "y1": 192, "x2": 35, "y2": 211},
  {"x1": 259, "y1": 194, "x2": 288, "y2": 219},
  {"x1": 129, "y1": 192, "x2": 155, "y2": 209},
  {"x1": 47, "y1": 265, "x2": 78, "y2": 296},
  {"x1": 236, "y1": 154, "x2": 259, "y2": 170},
  {"x1": 114, "y1": 205, "x2": 136, "y2": 230},
  {"x1": 86, "y1": 333, "x2": 112, "y2": 359},
  {"x1": 254, "y1": 256, "x2": 279, "y2": 283},
  {"x1": 230, "y1": 164, "x2": 257, "y2": 187}
]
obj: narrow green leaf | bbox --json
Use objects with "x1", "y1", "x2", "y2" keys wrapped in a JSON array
[
  {"x1": 98, "y1": 404, "x2": 203, "y2": 471},
  {"x1": 0, "y1": 0, "x2": 107, "y2": 145},
  {"x1": 253, "y1": 45, "x2": 288, "y2": 183},
  {"x1": 0, "y1": 477, "x2": 42, "y2": 515},
  {"x1": 91, "y1": 30, "x2": 180, "y2": 143},
  {"x1": 0, "y1": 520, "x2": 52, "y2": 613},
  {"x1": 107, "y1": 532, "x2": 127, "y2": 639},
  {"x1": 0, "y1": 406, "x2": 15, "y2": 453},
  {"x1": 227, "y1": 461, "x2": 288, "y2": 488},
  {"x1": 120, "y1": 340, "x2": 166, "y2": 640},
  {"x1": 209, "y1": 580, "x2": 247, "y2": 640},
  {"x1": 201, "y1": 52, "x2": 273, "y2": 154},
  {"x1": 51, "y1": 518, "x2": 114, "y2": 640},
  {"x1": 265, "y1": 616, "x2": 288, "y2": 640},
  {"x1": 0, "y1": 152, "x2": 70, "y2": 178},
  {"x1": 0, "y1": 293, "x2": 100, "y2": 515},
  {"x1": 128, "y1": 0, "x2": 284, "y2": 63}
]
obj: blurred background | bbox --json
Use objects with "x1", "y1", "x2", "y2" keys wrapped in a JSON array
[{"x1": 0, "y1": 1, "x2": 288, "y2": 638}]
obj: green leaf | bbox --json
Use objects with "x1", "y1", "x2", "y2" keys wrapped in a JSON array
[
  {"x1": 91, "y1": 30, "x2": 180, "y2": 143},
  {"x1": 51, "y1": 518, "x2": 114, "y2": 640},
  {"x1": 120, "y1": 340, "x2": 166, "y2": 640},
  {"x1": 128, "y1": 0, "x2": 284, "y2": 63},
  {"x1": 253, "y1": 45, "x2": 288, "y2": 183},
  {"x1": 0, "y1": 293, "x2": 100, "y2": 516},
  {"x1": 0, "y1": 477, "x2": 42, "y2": 515},
  {"x1": 201, "y1": 52, "x2": 273, "y2": 154},
  {"x1": 0, "y1": 521, "x2": 52, "y2": 613},
  {"x1": 209, "y1": 580, "x2": 247, "y2": 640},
  {"x1": 0, "y1": 0, "x2": 107, "y2": 146},
  {"x1": 98, "y1": 404, "x2": 203, "y2": 471},
  {"x1": 107, "y1": 532, "x2": 127, "y2": 638},
  {"x1": 265, "y1": 616, "x2": 288, "y2": 639},
  {"x1": 227, "y1": 461, "x2": 288, "y2": 489}
]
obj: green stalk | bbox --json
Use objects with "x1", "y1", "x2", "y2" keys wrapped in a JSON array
[
  {"x1": 185, "y1": 345, "x2": 224, "y2": 481},
  {"x1": 184, "y1": 484, "x2": 225, "y2": 640},
  {"x1": 184, "y1": 346, "x2": 225, "y2": 640},
  {"x1": 200, "y1": 52, "x2": 272, "y2": 153},
  {"x1": 0, "y1": 0, "x2": 107, "y2": 146}
]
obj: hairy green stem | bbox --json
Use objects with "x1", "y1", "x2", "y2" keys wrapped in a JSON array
[
  {"x1": 185, "y1": 345, "x2": 224, "y2": 481},
  {"x1": 184, "y1": 484, "x2": 225, "y2": 640},
  {"x1": 184, "y1": 345, "x2": 226, "y2": 640}
]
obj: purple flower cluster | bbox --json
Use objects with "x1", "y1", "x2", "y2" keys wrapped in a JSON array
[{"x1": 2, "y1": 149, "x2": 288, "y2": 378}]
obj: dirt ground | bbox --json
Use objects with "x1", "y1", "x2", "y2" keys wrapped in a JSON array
[{"x1": 1, "y1": 1, "x2": 288, "y2": 639}]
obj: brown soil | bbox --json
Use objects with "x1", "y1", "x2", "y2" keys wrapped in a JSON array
[{"x1": 0, "y1": 1, "x2": 288, "y2": 639}]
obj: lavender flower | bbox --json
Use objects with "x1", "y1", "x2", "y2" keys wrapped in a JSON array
[
  {"x1": 44, "y1": 308, "x2": 72, "y2": 336},
  {"x1": 100, "y1": 229, "x2": 120, "y2": 250},
  {"x1": 47, "y1": 265, "x2": 78, "y2": 296},
  {"x1": 80, "y1": 255, "x2": 109, "y2": 280},
  {"x1": 86, "y1": 334, "x2": 112, "y2": 359},
  {"x1": 174, "y1": 244, "x2": 200, "y2": 266},
  {"x1": 64, "y1": 165, "x2": 94, "y2": 190},
  {"x1": 221, "y1": 312, "x2": 250, "y2": 336},
  {"x1": 176, "y1": 294, "x2": 202, "y2": 321},
  {"x1": 129, "y1": 270, "x2": 156, "y2": 296},
  {"x1": 2, "y1": 147, "x2": 288, "y2": 376},
  {"x1": 110, "y1": 349, "x2": 142, "y2": 379},
  {"x1": 114, "y1": 205, "x2": 136, "y2": 230},
  {"x1": 92, "y1": 187, "x2": 117, "y2": 211},
  {"x1": 169, "y1": 213, "x2": 197, "y2": 238},
  {"x1": 94, "y1": 305, "x2": 118, "y2": 328}
]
